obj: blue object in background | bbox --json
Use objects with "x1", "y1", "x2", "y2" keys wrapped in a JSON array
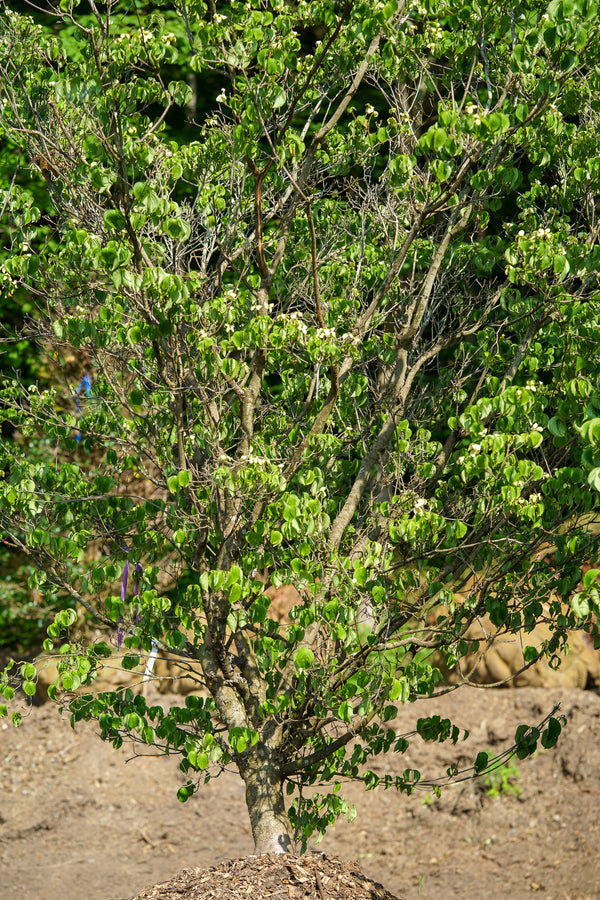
[{"x1": 73, "y1": 374, "x2": 92, "y2": 441}]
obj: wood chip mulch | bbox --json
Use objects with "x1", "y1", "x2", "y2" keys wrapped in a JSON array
[{"x1": 123, "y1": 852, "x2": 404, "y2": 900}]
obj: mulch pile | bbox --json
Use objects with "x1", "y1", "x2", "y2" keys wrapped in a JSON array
[{"x1": 125, "y1": 853, "x2": 404, "y2": 900}]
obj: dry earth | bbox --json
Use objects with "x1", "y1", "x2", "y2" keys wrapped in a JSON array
[{"x1": 1, "y1": 685, "x2": 600, "y2": 900}]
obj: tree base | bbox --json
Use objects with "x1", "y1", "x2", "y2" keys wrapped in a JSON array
[{"x1": 128, "y1": 851, "x2": 404, "y2": 899}]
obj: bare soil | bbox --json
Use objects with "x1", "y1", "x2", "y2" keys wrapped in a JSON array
[{"x1": 1, "y1": 685, "x2": 599, "y2": 900}]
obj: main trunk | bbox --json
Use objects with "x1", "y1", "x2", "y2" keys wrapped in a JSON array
[{"x1": 238, "y1": 744, "x2": 294, "y2": 854}]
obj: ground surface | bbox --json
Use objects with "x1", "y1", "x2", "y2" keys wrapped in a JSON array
[
  {"x1": 127, "y1": 853, "x2": 402, "y2": 900},
  {"x1": 1, "y1": 686, "x2": 599, "y2": 900}
]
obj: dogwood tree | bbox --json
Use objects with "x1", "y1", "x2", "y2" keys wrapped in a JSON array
[{"x1": 2, "y1": 0, "x2": 600, "y2": 854}]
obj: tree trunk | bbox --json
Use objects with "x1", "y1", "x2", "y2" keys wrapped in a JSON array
[{"x1": 238, "y1": 744, "x2": 295, "y2": 854}]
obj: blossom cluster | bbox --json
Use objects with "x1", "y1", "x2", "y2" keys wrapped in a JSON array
[
  {"x1": 464, "y1": 102, "x2": 483, "y2": 127},
  {"x1": 239, "y1": 453, "x2": 284, "y2": 470},
  {"x1": 517, "y1": 227, "x2": 552, "y2": 239}
]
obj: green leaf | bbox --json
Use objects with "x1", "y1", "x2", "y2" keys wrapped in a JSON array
[
  {"x1": 548, "y1": 417, "x2": 567, "y2": 437},
  {"x1": 121, "y1": 655, "x2": 140, "y2": 670},
  {"x1": 433, "y1": 128, "x2": 447, "y2": 152},
  {"x1": 228, "y1": 583, "x2": 242, "y2": 603},
  {"x1": 177, "y1": 783, "x2": 194, "y2": 802},
  {"x1": 100, "y1": 244, "x2": 121, "y2": 271},
  {"x1": 295, "y1": 648, "x2": 314, "y2": 669},
  {"x1": 541, "y1": 717, "x2": 562, "y2": 749},
  {"x1": 338, "y1": 700, "x2": 353, "y2": 722},
  {"x1": 581, "y1": 417, "x2": 600, "y2": 444},
  {"x1": 165, "y1": 218, "x2": 191, "y2": 241},
  {"x1": 388, "y1": 678, "x2": 408, "y2": 701},
  {"x1": 129, "y1": 389, "x2": 144, "y2": 407},
  {"x1": 432, "y1": 159, "x2": 452, "y2": 182},
  {"x1": 226, "y1": 565, "x2": 241, "y2": 586},
  {"x1": 474, "y1": 751, "x2": 489, "y2": 773},
  {"x1": 273, "y1": 87, "x2": 286, "y2": 108},
  {"x1": 515, "y1": 103, "x2": 529, "y2": 123},
  {"x1": 324, "y1": 599, "x2": 339, "y2": 621},
  {"x1": 583, "y1": 568, "x2": 600, "y2": 590},
  {"x1": 553, "y1": 255, "x2": 569, "y2": 275},
  {"x1": 353, "y1": 564, "x2": 367, "y2": 587},
  {"x1": 178, "y1": 470, "x2": 191, "y2": 487},
  {"x1": 103, "y1": 209, "x2": 126, "y2": 229},
  {"x1": 168, "y1": 80, "x2": 193, "y2": 107},
  {"x1": 572, "y1": 592, "x2": 590, "y2": 617}
]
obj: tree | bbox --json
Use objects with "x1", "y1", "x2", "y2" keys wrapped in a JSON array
[{"x1": 2, "y1": 0, "x2": 600, "y2": 855}]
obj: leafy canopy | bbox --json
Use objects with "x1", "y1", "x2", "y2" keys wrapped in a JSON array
[{"x1": 1, "y1": 0, "x2": 600, "y2": 853}]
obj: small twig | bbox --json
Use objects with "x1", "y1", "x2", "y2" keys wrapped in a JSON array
[
  {"x1": 179, "y1": 0, "x2": 196, "y2": 54},
  {"x1": 306, "y1": 201, "x2": 324, "y2": 327},
  {"x1": 315, "y1": 870, "x2": 327, "y2": 900},
  {"x1": 479, "y1": 25, "x2": 493, "y2": 111},
  {"x1": 0, "y1": 149, "x2": 21, "y2": 220}
]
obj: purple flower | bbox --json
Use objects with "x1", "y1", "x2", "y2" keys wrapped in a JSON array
[
  {"x1": 120, "y1": 556, "x2": 142, "y2": 625},
  {"x1": 133, "y1": 563, "x2": 143, "y2": 622},
  {"x1": 121, "y1": 559, "x2": 130, "y2": 604},
  {"x1": 73, "y1": 374, "x2": 92, "y2": 442}
]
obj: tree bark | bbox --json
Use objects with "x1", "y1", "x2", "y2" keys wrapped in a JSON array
[{"x1": 238, "y1": 744, "x2": 294, "y2": 854}]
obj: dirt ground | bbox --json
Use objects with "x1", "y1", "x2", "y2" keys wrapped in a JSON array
[{"x1": 1, "y1": 685, "x2": 600, "y2": 900}]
